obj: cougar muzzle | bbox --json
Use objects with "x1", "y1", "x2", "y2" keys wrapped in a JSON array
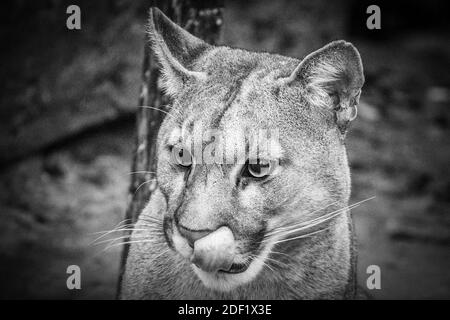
[{"x1": 179, "y1": 225, "x2": 236, "y2": 273}]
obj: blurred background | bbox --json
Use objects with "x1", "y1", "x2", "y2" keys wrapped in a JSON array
[{"x1": 0, "y1": 0, "x2": 449, "y2": 299}]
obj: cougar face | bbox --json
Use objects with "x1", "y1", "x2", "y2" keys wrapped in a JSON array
[
  {"x1": 157, "y1": 87, "x2": 287, "y2": 291},
  {"x1": 122, "y1": 8, "x2": 364, "y2": 297}
]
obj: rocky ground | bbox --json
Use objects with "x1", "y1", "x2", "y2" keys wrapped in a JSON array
[{"x1": 0, "y1": 1, "x2": 449, "y2": 299}]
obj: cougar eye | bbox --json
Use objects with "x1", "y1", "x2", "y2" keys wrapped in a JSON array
[
  {"x1": 244, "y1": 159, "x2": 275, "y2": 179},
  {"x1": 171, "y1": 146, "x2": 192, "y2": 167}
]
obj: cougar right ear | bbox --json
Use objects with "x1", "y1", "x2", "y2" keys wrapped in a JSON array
[{"x1": 147, "y1": 7, "x2": 210, "y2": 97}]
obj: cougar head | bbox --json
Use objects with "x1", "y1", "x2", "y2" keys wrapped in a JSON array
[{"x1": 148, "y1": 8, "x2": 364, "y2": 292}]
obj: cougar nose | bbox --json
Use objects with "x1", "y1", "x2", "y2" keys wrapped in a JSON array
[
  {"x1": 190, "y1": 226, "x2": 235, "y2": 273},
  {"x1": 178, "y1": 225, "x2": 212, "y2": 248}
]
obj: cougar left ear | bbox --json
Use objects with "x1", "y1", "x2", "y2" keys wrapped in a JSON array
[{"x1": 280, "y1": 40, "x2": 364, "y2": 133}]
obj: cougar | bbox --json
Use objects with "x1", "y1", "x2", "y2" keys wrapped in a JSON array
[{"x1": 120, "y1": 7, "x2": 364, "y2": 299}]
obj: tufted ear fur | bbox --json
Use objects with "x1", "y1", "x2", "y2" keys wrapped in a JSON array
[
  {"x1": 281, "y1": 41, "x2": 364, "y2": 133},
  {"x1": 147, "y1": 7, "x2": 210, "y2": 97}
]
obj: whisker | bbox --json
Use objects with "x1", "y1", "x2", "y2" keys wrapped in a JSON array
[
  {"x1": 295, "y1": 196, "x2": 375, "y2": 230},
  {"x1": 91, "y1": 230, "x2": 164, "y2": 246},
  {"x1": 152, "y1": 248, "x2": 171, "y2": 261},
  {"x1": 268, "y1": 200, "x2": 341, "y2": 235},
  {"x1": 140, "y1": 216, "x2": 164, "y2": 223},
  {"x1": 138, "y1": 222, "x2": 163, "y2": 228},
  {"x1": 138, "y1": 219, "x2": 164, "y2": 228},
  {"x1": 258, "y1": 258, "x2": 276, "y2": 273},
  {"x1": 265, "y1": 212, "x2": 357, "y2": 245},
  {"x1": 115, "y1": 218, "x2": 132, "y2": 227},
  {"x1": 134, "y1": 179, "x2": 157, "y2": 195},
  {"x1": 90, "y1": 228, "x2": 156, "y2": 236},
  {"x1": 103, "y1": 239, "x2": 156, "y2": 251},
  {"x1": 109, "y1": 218, "x2": 133, "y2": 230},
  {"x1": 266, "y1": 206, "x2": 341, "y2": 238},
  {"x1": 272, "y1": 227, "x2": 331, "y2": 245},
  {"x1": 139, "y1": 105, "x2": 176, "y2": 120},
  {"x1": 263, "y1": 256, "x2": 290, "y2": 269},
  {"x1": 87, "y1": 220, "x2": 136, "y2": 244},
  {"x1": 266, "y1": 196, "x2": 375, "y2": 239},
  {"x1": 249, "y1": 254, "x2": 276, "y2": 273},
  {"x1": 89, "y1": 218, "x2": 163, "y2": 245},
  {"x1": 92, "y1": 233, "x2": 149, "y2": 246},
  {"x1": 266, "y1": 203, "x2": 360, "y2": 241},
  {"x1": 269, "y1": 250, "x2": 293, "y2": 260},
  {"x1": 128, "y1": 171, "x2": 156, "y2": 175}
]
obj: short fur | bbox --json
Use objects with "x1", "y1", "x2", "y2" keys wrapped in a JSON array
[{"x1": 120, "y1": 8, "x2": 364, "y2": 300}]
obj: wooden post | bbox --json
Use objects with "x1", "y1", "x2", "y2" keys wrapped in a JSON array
[{"x1": 117, "y1": 0, "x2": 223, "y2": 295}]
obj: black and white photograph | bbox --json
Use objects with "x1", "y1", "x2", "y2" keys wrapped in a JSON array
[{"x1": 0, "y1": 0, "x2": 449, "y2": 302}]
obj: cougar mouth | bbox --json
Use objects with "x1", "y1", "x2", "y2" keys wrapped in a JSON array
[
  {"x1": 166, "y1": 216, "x2": 269, "y2": 291},
  {"x1": 219, "y1": 262, "x2": 249, "y2": 274}
]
